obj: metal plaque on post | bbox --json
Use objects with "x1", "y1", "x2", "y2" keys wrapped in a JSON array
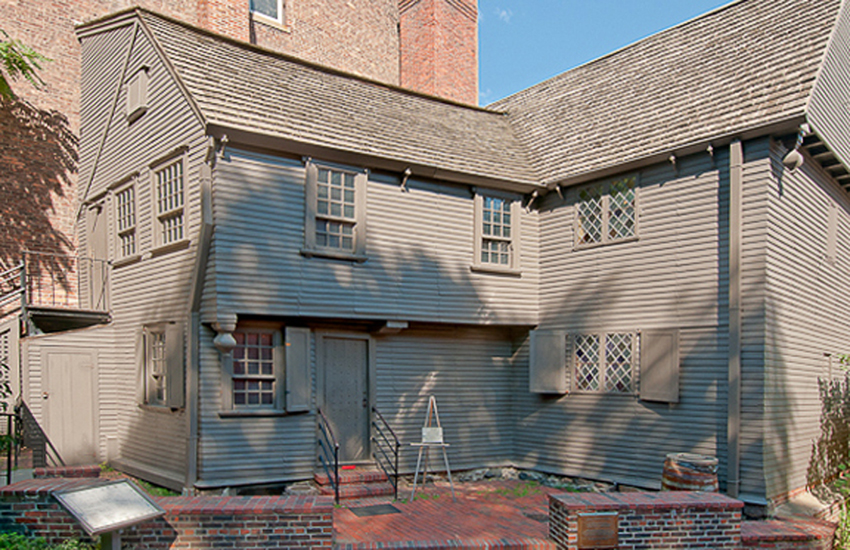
[
  {"x1": 577, "y1": 511, "x2": 618, "y2": 549},
  {"x1": 53, "y1": 479, "x2": 165, "y2": 543}
]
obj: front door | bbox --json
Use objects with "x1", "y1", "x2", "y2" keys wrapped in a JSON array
[
  {"x1": 321, "y1": 336, "x2": 369, "y2": 463},
  {"x1": 43, "y1": 350, "x2": 97, "y2": 464}
]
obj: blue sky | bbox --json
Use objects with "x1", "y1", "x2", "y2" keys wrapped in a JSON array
[{"x1": 479, "y1": 0, "x2": 731, "y2": 105}]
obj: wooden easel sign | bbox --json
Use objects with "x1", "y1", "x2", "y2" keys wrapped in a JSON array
[{"x1": 410, "y1": 396, "x2": 456, "y2": 502}]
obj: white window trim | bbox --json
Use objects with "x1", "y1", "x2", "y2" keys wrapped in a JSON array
[
  {"x1": 150, "y1": 154, "x2": 188, "y2": 252},
  {"x1": 221, "y1": 325, "x2": 285, "y2": 413},
  {"x1": 571, "y1": 332, "x2": 639, "y2": 395},
  {"x1": 113, "y1": 179, "x2": 138, "y2": 263},
  {"x1": 472, "y1": 190, "x2": 522, "y2": 274},
  {"x1": 573, "y1": 174, "x2": 640, "y2": 250},
  {"x1": 302, "y1": 159, "x2": 368, "y2": 262},
  {"x1": 250, "y1": 0, "x2": 286, "y2": 27}
]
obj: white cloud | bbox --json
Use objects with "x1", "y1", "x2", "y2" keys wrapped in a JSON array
[
  {"x1": 494, "y1": 7, "x2": 513, "y2": 23},
  {"x1": 479, "y1": 88, "x2": 493, "y2": 105}
]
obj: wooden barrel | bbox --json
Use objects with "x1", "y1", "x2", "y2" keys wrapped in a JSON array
[{"x1": 661, "y1": 453, "x2": 719, "y2": 492}]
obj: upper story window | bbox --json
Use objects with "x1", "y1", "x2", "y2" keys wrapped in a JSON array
[
  {"x1": 126, "y1": 67, "x2": 149, "y2": 123},
  {"x1": 303, "y1": 161, "x2": 367, "y2": 261},
  {"x1": 473, "y1": 191, "x2": 521, "y2": 273},
  {"x1": 575, "y1": 175, "x2": 638, "y2": 247},
  {"x1": 251, "y1": 0, "x2": 285, "y2": 24},
  {"x1": 574, "y1": 333, "x2": 637, "y2": 394},
  {"x1": 154, "y1": 158, "x2": 185, "y2": 247},
  {"x1": 115, "y1": 183, "x2": 136, "y2": 259}
]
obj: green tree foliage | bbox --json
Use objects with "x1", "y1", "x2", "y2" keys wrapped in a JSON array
[{"x1": 0, "y1": 30, "x2": 49, "y2": 101}]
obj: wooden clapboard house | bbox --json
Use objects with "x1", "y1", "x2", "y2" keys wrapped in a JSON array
[{"x1": 16, "y1": 0, "x2": 850, "y2": 511}]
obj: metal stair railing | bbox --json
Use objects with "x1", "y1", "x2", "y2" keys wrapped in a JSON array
[
  {"x1": 371, "y1": 405, "x2": 400, "y2": 501},
  {"x1": 317, "y1": 407, "x2": 340, "y2": 504},
  {"x1": 16, "y1": 400, "x2": 63, "y2": 469}
]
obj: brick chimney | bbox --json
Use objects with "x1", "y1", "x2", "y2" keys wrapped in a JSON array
[
  {"x1": 399, "y1": 0, "x2": 478, "y2": 105},
  {"x1": 197, "y1": 0, "x2": 250, "y2": 42}
]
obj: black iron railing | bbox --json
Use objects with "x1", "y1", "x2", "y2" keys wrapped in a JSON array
[
  {"x1": 371, "y1": 405, "x2": 400, "y2": 501},
  {"x1": 0, "y1": 412, "x2": 19, "y2": 486},
  {"x1": 17, "y1": 400, "x2": 63, "y2": 469},
  {"x1": 317, "y1": 408, "x2": 339, "y2": 504}
]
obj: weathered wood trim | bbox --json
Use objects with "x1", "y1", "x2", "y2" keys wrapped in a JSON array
[{"x1": 728, "y1": 139, "x2": 743, "y2": 498}]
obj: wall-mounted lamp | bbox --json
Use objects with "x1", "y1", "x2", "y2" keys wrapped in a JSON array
[
  {"x1": 400, "y1": 167, "x2": 412, "y2": 191},
  {"x1": 782, "y1": 124, "x2": 810, "y2": 171}
]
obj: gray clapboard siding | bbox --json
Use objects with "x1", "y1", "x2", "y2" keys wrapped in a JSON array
[
  {"x1": 808, "y1": 1, "x2": 850, "y2": 170},
  {"x1": 759, "y1": 138, "x2": 850, "y2": 500},
  {"x1": 211, "y1": 149, "x2": 538, "y2": 326}
]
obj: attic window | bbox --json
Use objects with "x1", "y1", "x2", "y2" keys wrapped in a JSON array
[
  {"x1": 127, "y1": 67, "x2": 149, "y2": 123},
  {"x1": 251, "y1": 0, "x2": 285, "y2": 24}
]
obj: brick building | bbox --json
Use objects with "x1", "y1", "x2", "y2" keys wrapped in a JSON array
[{"x1": 0, "y1": 0, "x2": 478, "y2": 302}]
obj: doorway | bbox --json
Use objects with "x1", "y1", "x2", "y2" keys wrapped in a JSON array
[{"x1": 43, "y1": 350, "x2": 97, "y2": 464}]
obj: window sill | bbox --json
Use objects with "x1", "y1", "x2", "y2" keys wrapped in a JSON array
[
  {"x1": 219, "y1": 409, "x2": 290, "y2": 418},
  {"x1": 251, "y1": 13, "x2": 291, "y2": 33},
  {"x1": 113, "y1": 254, "x2": 141, "y2": 268},
  {"x1": 573, "y1": 235, "x2": 639, "y2": 251},
  {"x1": 151, "y1": 239, "x2": 191, "y2": 257},
  {"x1": 470, "y1": 264, "x2": 522, "y2": 277},
  {"x1": 139, "y1": 403, "x2": 183, "y2": 414},
  {"x1": 301, "y1": 248, "x2": 367, "y2": 263}
]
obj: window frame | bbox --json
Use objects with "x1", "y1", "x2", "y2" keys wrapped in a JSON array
[
  {"x1": 571, "y1": 332, "x2": 639, "y2": 395},
  {"x1": 221, "y1": 324, "x2": 285, "y2": 413},
  {"x1": 574, "y1": 174, "x2": 639, "y2": 250},
  {"x1": 302, "y1": 159, "x2": 368, "y2": 262},
  {"x1": 114, "y1": 180, "x2": 137, "y2": 262},
  {"x1": 151, "y1": 155, "x2": 187, "y2": 251},
  {"x1": 472, "y1": 190, "x2": 522, "y2": 274},
  {"x1": 139, "y1": 322, "x2": 184, "y2": 410},
  {"x1": 250, "y1": 0, "x2": 286, "y2": 26}
]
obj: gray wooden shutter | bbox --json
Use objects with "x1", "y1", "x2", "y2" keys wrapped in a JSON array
[
  {"x1": 529, "y1": 329, "x2": 568, "y2": 394},
  {"x1": 303, "y1": 162, "x2": 318, "y2": 251},
  {"x1": 164, "y1": 323, "x2": 185, "y2": 408},
  {"x1": 354, "y1": 171, "x2": 368, "y2": 257},
  {"x1": 285, "y1": 327, "x2": 311, "y2": 412},
  {"x1": 136, "y1": 328, "x2": 146, "y2": 405},
  {"x1": 639, "y1": 330, "x2": 679, "y2": 403}
]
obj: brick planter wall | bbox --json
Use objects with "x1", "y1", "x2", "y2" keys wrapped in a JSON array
[
  {"x1": 549, "y1": 491, "x2": 744, "y2": 550},
  {"x1": 0, "y1": 479, "x2": 333, "y2": 549}
]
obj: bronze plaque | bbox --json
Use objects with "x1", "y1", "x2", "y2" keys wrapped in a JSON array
[{"x1": 577, "y1": 512, "x2": 618, "y2": 549}]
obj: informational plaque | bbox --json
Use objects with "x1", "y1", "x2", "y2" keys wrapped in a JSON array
[
  {"x1": 577, "y1": 511, "x2": 618, "y2": 549},
  {"x1": 53, "y1": 480, "x2": 165, "y2": 536}
]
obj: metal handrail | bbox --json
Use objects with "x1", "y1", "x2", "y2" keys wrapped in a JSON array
[
  {"x1": 316, "y1": 408, "x2": 339, "y2": 504},
  {"x1": 16, "y1": 400, "x2": 63, "y2": 469},
  {"x1": 0, "y1": 412, "x2": 20, "y2": 486},
  {"x1": 371, "y1": 405, "x2": 400, "y2": 501}
]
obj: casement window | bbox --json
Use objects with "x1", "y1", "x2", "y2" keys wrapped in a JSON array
[
  {"x1": 473, "y1": 192, "x2": 521, "y2": 272},
  {"x1": 115, "y1": 183, "x2": 136, "y2": 259},
  {"x1": 127, "y1": 67, "x2": 148, "y2": 123},
  {"x1": 529, "y1": 328, "x2": 679, "y2": 401},
  {"x1": 575, "y1": 175, "x2": 638, "y2": 247},
  {"x1": 303, "y1": 161, "x2": 368, "y2": 261},
  {"x1": 139, "y1": 323, "x2": 184, "y2": 409},
  {"x1": 153, "y1": 158, "x2": 185, "y2": 247},
  {"x1": 250, "y1": 0, "x2": 285, "y2": 24}
]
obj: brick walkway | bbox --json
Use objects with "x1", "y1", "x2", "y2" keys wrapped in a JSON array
[{"x1": 333, "y1": 479, "x2": 558, "y2": 550}]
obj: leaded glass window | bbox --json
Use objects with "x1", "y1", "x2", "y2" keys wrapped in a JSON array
[
  {"x1": 116, "y1": 185, "x2": 136, "y2": 258},
  {"x1": 575, "y1": 175, "x2": 637, "y2": 246},
  {"x1": 155, "y1": 160, "x2": 184, "y2": 245},
  {"x1": 147, "y1": 329, "x2": 165, "y2": 405},
  {"x1": 232, "y1": 331, "x2": 276, "y2": 407},
  {"x1": 575, "y1": 334, "x2": 600, "y2": 391},
  {"x1": 573, "y1": 333, "x2": 637, "y2": 394}
]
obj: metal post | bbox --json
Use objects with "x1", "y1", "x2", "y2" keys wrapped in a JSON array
[
  {"x1": 333, "y1": 444, "x2": 339, "y2": 504},
  {"x1": 394, "y1": 439, "x2": 399, "y2": 501},
  {"x1": 6, "y1": 414, "x2": 12, "y2": 486}
]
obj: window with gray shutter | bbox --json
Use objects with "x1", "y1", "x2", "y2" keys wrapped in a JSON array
[
  {"x1": 639, "y1": 330, "x2": 679, "y2": 403},
  {"x1": 138, "y1": 323, "x2": 184, "y2": 409},
  {"x1": 529, "y1": 329, "x2": 568, "y2": 394},
  {"x1": 127, "y1": 67, "x2": 148, "y2": 123},
  {"x1": 164, "y1": 323, "x2": 185, "y2": 409},
  {"x1": 303, "y1": 160, "x2": 368, "y2": 261},
  {"x1": 285, "y1": 327, "x2": 311, "y2": 412}
]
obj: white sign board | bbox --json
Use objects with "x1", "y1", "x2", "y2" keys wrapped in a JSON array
[{"x1": 53, "y1": 480, "x2": 165, "y2": 536}]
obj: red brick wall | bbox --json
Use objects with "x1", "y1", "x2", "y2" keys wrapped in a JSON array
[
  {"x1": 0, "y1": 478, "x2": 333, "y2": 549},
  {"x1": 549, "y1": 491, "x2": 744, "y2": 550},
  {"x1": 399, "y1": 0, "x2": 478, "y2": 105}
]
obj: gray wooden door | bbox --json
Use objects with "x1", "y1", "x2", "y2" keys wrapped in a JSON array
[
  {"x1": 86, "y1": 203, "x2": 109, "y2": 311},
  {"x1": 322, "y1": 337, "x2": 369, "y2": 463},
  {"x1": 44, "y1": 350, "x2": 97, "y2": 465}
]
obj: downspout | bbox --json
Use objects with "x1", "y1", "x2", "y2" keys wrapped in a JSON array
[
  {"x1": 727, "y1": 139, "x2": 743, "y2": 498},
  {"x1": 185, "y1": 138, "x2": 215, "y2": 494}
]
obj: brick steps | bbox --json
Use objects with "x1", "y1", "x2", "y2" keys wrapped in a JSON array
[{"x1": 315, "y1": 468, "x2": 394, "y2": 501}]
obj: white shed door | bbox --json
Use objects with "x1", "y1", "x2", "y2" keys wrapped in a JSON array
[{"x1": 44, "y1": 351, "x2": 97, "y2": 465}]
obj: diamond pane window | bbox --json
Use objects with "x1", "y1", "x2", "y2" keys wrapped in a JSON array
[
  {"x1": 155, "y1": 160, "x2": 184, "y2": 245},
  {"x1": 575, "y1": 334, "x2": 600, "y2": 391},
  {"x1": 605, "y1": 333, "x2": 633, "y2": 393},
  {"x1": 116, "y1": 185, "x2": 136, "y2": 258},
  {"x1": 232, "y1": 331, "x2": 276, "y2": 407},
  {"x1": 575, "y1": 175, "x2": 637, "y2": 247}
]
